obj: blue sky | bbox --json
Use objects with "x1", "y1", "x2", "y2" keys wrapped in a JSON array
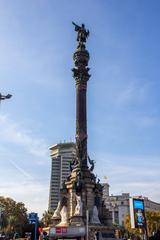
[{"x1": 0, "y1": 0, "x2": 160, "y2": 216}]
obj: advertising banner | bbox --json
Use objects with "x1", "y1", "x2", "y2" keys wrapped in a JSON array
[{"x1": 129, "y1": 197, "x2": 146, "y2": 229}]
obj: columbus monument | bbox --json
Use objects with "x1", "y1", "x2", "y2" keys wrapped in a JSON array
[{"x1": 50, "y1": 23, "x2": 113, "y2": 240}]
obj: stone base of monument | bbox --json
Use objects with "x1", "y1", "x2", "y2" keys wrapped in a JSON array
[
  {"x1": 49, "y1": 226, "x2": 86, "y2": 239},
  {"x1": 89, "y1": 225, "x2": 115, "y2": 240},
  {"x1": 56, "y1": 222, "x2": 69, "y2": 227},
  {"x1": 70, "y1": 215, "x2": 84, "y2": 226},
  {"x1": 50, "y1": 217, "x2": 61, "y2": 226}
]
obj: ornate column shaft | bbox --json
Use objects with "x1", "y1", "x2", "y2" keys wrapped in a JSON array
[{"x1": 72, "y1": 22, "x2": 90, "y2": 169}]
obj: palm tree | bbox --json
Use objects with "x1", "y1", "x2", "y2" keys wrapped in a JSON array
[{"x1": 41, "y1": 211, "x2": 53, "y2": 227}]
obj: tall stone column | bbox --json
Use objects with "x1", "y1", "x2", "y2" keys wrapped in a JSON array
[
  {"x1": 72, "y1": 23, "x2": 90, "y2": 169},
  {"x1": 52, "y1": 23, "x2": 114, "y2": 232}
]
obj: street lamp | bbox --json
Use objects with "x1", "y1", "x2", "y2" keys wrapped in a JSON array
[{"x1": 0, "y1": 93, "x2": 12, "y2": 101}]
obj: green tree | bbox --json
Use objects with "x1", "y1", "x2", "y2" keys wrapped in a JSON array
[
  {"x1": 124, "y1": 214, "x2": 141, "y2": 236},
  {"x1": 124, "y1": 211, "x2": 160, "y2": 237},
  {"x1": 0, "y1": 197, "x2": 28, "y2": 236},
  {"x1": 6, "y1": 216, "x2": 19, "y2": 234},
  {"x1": 41, "y1": 210, "x2": 53, "y2": 227},
  {"x1": 146, "y1": 211, "x2": 160, "y2": 235},
  {"x1": 0, "y1": 213, "x2": 8, "y2": 229}
]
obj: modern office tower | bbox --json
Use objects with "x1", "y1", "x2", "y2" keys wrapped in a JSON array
[{"x1": 48, "y1": 142, "x2": 76, "y2": 211}]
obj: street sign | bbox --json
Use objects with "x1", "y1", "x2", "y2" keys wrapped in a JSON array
[
  {"x1": 29, "y1": 212, "x2": 38, "y2": 221},
  {"x1": 28, "y1": 212, "x2": 38, "y2": 240},
  {"x1": 29, "y1": 220, "x2": 36, "y2": 224}
]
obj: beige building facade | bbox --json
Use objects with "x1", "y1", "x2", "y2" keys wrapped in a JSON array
[
  {"x1": 102, "y1": 183, "x2": 160, "y2": 226},
  {"x1": 48, "y1": 142, "x2": 76, "y2": 211}
]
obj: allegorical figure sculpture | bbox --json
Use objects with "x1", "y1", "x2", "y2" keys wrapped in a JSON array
[
  {"x1": 72, "y1": 22, "x2": 89, "y2": 47},
  {"x1": 74, "y1": 194, "x2": 83, "y2": 216},
  {"x1": 52, "y1": 201, "x2": 61, "y2": 218},
  {"x1": 58, "y1": 206, "x2": 68, "y2": 226},
  {"x1": 90, "y1": 206, "x2": 101, "y2": 224},
  {"x1": 88, "y1": 155, "x2": 95, "y2": 172}
]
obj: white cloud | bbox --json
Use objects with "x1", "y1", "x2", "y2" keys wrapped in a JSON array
[
  {"x1": 0, "y1": 180, "x2": 49, "y2": 217},
  {"x1": 116, "y1": 80, "x2": 150, "y2": 107},
  {"x1": 9, "y1": 159, "x2": 33, "y2": 180},
  {"x1": 94, "y1": 152, "x2": 160, "y2": 203},
  {"x1": 0, "y1": 114, "x2": 49, "y2": 161},
  {"x1": 111, "y1": 181, "x2": 160, "y2": 202},
  {"x1": 0, "y1": 113, "x2": 51, "y2": 216}
]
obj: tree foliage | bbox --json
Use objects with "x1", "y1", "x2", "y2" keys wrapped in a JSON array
[
  {"x1": 124, "y1": 211, "x2": 160, "y2": 236},
  {"x1": 41, "y1": 210, "x2": 53, "y2": 227},
  {"x1": 146, "y1": 211, "x2": 160, "y2": 235},
  {"x1": 0, "y1": 196, "x2": 28, "y2": 236}
]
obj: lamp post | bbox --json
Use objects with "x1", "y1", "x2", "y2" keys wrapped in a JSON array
[{"x1": 0, "y1": 93, "x2": 12, "y2": 102}]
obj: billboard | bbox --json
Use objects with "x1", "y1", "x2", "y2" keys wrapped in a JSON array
[{"x1": 129, "y1": 198, "x2": 146, "y2": 229}]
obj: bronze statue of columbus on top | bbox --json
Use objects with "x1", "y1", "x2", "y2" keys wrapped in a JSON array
[{"x1": 72, "y1": 22, "x2": 89, "y2": 48}]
